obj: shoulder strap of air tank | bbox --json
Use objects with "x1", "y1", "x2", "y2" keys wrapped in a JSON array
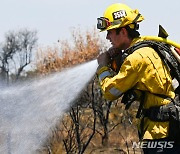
[
  {"x1": 125, "y1": 40, "x2": 180, "y2": 91},
  {"x1": 124, "y1": 41, "x2": 151, "y2": 55},
  {"x1": 122, "y1": 40, "x2": 152, "y2": 60},
  {"x1": 125, "y1": 40, "x2": 180, "y2": 114}
]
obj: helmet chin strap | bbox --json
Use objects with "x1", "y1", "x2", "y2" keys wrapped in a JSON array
[
  {"x1": 128, "y1": 23, "x2": 139, "y2": 30},
  {"x1": 132, "y1": 13, "x2": 142, "y2": 23},
  {"x1": 128, "y1": 13, "x2": 141, "y2": 30}
]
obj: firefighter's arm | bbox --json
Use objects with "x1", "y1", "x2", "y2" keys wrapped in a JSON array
[{"x1": 97, "y1": 55, "x2": 140, "y2": 101}]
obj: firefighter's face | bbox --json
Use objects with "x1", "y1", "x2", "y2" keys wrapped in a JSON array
[{"x1": 106, "y1": 28, "x2": 128, "y2": 50}]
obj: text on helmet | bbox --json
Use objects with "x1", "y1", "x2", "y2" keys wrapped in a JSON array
[{"x1": 112, "y1": 10, "x2": 127, "y2": 20}]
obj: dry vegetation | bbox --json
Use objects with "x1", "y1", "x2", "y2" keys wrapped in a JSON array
[
  {"x1": 36, "y1": 28, "x2": 102, "y2": 74},
  {"x1": 35, "y1": 27, "x2": 140, "y2": 154}
]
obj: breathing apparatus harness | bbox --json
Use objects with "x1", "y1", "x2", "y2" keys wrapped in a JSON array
[
  {"x1": 113, "y1": 35, "x2": 180, "y2": 142},
  {"x1": 125, "y1": 38, "x2": 180, "y2": 93}
]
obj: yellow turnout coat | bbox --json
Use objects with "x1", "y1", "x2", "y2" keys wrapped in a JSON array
[{"x1": 97, "y1": 37, "x2": 175, "y2": 140}]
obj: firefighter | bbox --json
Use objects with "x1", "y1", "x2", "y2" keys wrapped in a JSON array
[{"x1": 96, "y1": 3, "x2": 180, "y2": 153}]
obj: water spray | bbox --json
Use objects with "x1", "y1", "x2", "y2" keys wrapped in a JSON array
[{"x1": 0, "y1": 60, "x2": 98, "y2": 154}]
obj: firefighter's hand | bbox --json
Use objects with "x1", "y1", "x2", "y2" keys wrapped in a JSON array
[
  {"x1": 97, "y1": 52, "x2": 111, "y2": 66},
  {"x1": 107, "y1": 47, "x2": 121, "y2": 58}
]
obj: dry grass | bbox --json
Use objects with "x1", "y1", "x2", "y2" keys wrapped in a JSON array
[{"x1": 35, "y1": 27, "x2": 106, "y2": 74}]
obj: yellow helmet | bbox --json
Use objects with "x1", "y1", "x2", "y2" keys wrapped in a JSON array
[{"x1": 97, "y1": 3, "x2": 144, "y2": 31}]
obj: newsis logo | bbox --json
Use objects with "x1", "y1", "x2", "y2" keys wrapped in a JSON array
[{"x1": 132, "y1": 141, "x2": 174, "y2": 149}]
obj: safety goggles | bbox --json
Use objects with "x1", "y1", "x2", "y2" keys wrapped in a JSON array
[
  {"x1": 97, "y1": 17, "x2": 111, "y2": 30},
  {"x1": 97, "y1": 17, "x2": 122, "y2": 30}
]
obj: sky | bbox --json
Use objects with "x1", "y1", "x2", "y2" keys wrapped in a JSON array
[{"x1": 0, "y1": 0, "x2": 180, "y2": 47}]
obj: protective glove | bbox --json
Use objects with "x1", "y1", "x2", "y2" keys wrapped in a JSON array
[
  {"x1": 97, "y1": 47, "x2": 122, "y2": 67},
  {"x1": 97, "y1": 52, "x2": 111, "y2": 67},
  {"x1": 121, "y1": 89, "x2": 137, "y2": 110}
]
